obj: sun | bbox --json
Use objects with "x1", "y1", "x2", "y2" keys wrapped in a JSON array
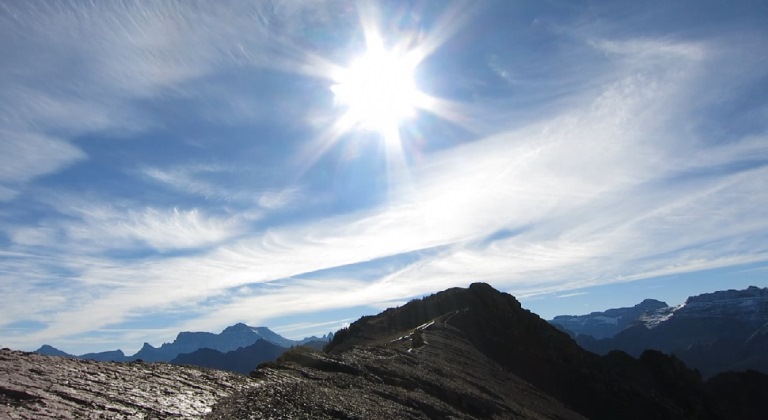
[
  {"x1": 331, "y1": 36, "x2": 423, "y2": 136},
  {"x1": 294, "y1": 4, "x2": 472, "y2": 179}
]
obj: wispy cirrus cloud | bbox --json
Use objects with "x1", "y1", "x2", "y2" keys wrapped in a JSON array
[
  {"x1": 0, "y1": 131, "x2": 86, "y2": 201},
  {"x1": 0, "y1": 0, "x2": 325, "y2": 199},
  {"x1": 142, "y1": 165, "x2": 304, "y2": 211},
  {"x1": 142, "y1": 165, "x2": 247, "y2": 202},
  {"x1": 10, "y1": 203, "x2": 244, "y2": 253},
  {"x1": 1, "y1": 1, "x2": 767, "y2": 354}
]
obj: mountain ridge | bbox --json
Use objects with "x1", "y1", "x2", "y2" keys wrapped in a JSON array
[
  {"x1": 34, "y1": 324, "x2": 331, "y2": 363},
  {"x1": 233, "y1": 282, "x2": 766, "y2": 419},
  {"x1": 550, "y1": 285, "x2": 768, "y2": 378}
]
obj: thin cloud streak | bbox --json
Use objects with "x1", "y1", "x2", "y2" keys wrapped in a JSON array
[{"x1": 9, "y1": 204, "x2": 245, "y2": 252}]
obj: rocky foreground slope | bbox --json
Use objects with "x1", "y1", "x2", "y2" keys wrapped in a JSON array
[{"x1": 0, "y1": 348, "x2": 254, "y2": 419}]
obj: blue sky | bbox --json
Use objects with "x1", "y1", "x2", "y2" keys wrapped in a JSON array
[{"x1": 1, "y1": 0, "x2": 767, "y2": 354}]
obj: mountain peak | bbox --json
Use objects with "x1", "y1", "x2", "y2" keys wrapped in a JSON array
[
  {"x1": 222, "y1": 323, "x2": 253, "y2": 333},
  {"x1": 35, "y1": 345, "x2": 71, "y2": 357},
  {"x1": 638, "y1": 298, "x2": 668, "y2": 307},
  {"x1": 549, "y1": 298, "x2": 673, "y2": 339},
  {"x1": 327, "y1": 283, "x2": 530, "y2": 353},
  {"x1": 468, "y1": 281, "x2": 496, "y2": 293}
]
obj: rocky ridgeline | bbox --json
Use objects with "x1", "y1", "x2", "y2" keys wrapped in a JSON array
[
  {"x1": 677, "y1": 286, "x2": 768, "y2": 325},
  {"x1": 211, "y1": 322, "x2": 586, "y2": 419},
  {"x1": 551, "y1": 286, "x2": 768, "y2": 339}
]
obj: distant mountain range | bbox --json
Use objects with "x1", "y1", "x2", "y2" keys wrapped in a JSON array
[
  {"x1": 35, "y1": 323, "x2": 333, "y2": 369},
  {"x1": 550, "y1": 298, "x2": 671, "y2": 339},
  {"x1": 550, "y1": 285, "x2": 768, "y2": 377}
]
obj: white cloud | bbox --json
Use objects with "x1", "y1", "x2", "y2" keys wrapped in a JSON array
[
  {"x1": 143, "y1": 166, "x2": 241, "y2": 202},
  {"x1": 102, "y1": 207, "x2": 245, "y2": 251},
  {"x1": 0, "y1": 130, "x2": 86, "y2": 185},
  {"x1": 257, "y1": 188, "x2": 303, "y2": 210}
]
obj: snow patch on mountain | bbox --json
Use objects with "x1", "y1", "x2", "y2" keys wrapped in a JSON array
[
  {"x1": 552, "y1": 285, "x2": 768, "y2": 340},
  {"x1": 550, "y1": 298, "x2": 670, "y2": 339}
]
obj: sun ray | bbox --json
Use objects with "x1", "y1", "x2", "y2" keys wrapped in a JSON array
[
  {"x1": 413, "y1": 92, "x2": 484, "y2": 134},
  {"x1": 294, "y1": 112, "x2": 358, "y2": 173},
  {"x1": 410, "y1": 0, "x2": 479, "y2": 60}
]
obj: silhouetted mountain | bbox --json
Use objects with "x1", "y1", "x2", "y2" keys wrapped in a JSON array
[
  {"x1": 171, "y1": 339, "x2": 287, "y2": 374},
  {"x1": 130, "y1": 324, "x2": 298, "y2": 362},
  {"x1": 35, "y1": 324, "x2": 331, "y2": 364},
  {"x1": 34, "y1": 345, "x2": 72, "y2": 358},
  {"x1": 35, "y1": 345, "x2": 133, "y2": 363},
  {"x1": 551, "y1": 298, "x2": 670, "y2": 339},
  {"x1": 78, "y1": 349, "x2": 129, "y2": 362},
  {"x1": 556, "y1": 286, "x2": 768, "y2": 377}
]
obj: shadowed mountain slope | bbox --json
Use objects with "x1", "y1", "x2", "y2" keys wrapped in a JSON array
[
  {"x1": 323, "y1": 283, "x2": 720, "y2": 419},
  {"x1": 211, "y1": 317, "x2": 587, "y2": 419},
  {"x1": 171, "y1": 339, "x2": 287, "y2": 375},
  {"x1": 565, "y1": 286, "x2": 768, "y2": 378}
]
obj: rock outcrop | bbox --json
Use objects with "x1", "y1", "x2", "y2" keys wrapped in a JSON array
[{"x1": 0, "y1": 348, "x2": 254, "y2": 419}]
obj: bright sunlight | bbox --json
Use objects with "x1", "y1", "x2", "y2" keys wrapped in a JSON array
[
  {"x1": 294, "y1": 3, "x2": 470, "y2": 184},
  {"x1": 331, "y1": 35, "x2": 423, "y2": 136}
]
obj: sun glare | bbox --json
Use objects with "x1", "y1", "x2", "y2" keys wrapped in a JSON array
[
  {"x1": 295, "y1": 4, "x2": 473, "y2": 181},
  {"x1": 331, "y1": 39, "x2": 422, "y2": 135}
]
